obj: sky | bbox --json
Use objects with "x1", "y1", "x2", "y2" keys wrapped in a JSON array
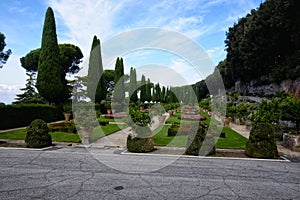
[{"x1": 0, "y1": 0, "x2": 263, "y2": 104}]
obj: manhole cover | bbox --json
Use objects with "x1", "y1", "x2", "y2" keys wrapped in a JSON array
[{"x1": 114, "y1": 186, "x2": 124, "y2": 190}]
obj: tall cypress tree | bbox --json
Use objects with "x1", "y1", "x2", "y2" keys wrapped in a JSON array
[
  {"x1": 140, "y1": 75, "x2": 146, "y2": 103},
  {"x1": 36, "y1": 7, "x2": 67, "y2": 104},
  {"x1": 87, "y1": 35, "x2": 106, "y2": 103},
  {"x1": 146, "y1": 78, "x2": 152, "y2": 102},
  {"x1": 129, "y1": 67, "x2": 138, "y2": 103},
  {"x1": 114, "y1": 57, "x2": 125, "y2": 104}
]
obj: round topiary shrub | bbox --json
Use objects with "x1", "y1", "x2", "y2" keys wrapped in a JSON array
[
  {"x1": 127, "y1": 135, "x2": 154, "y2": 153},
  {"x1": 245, "y1": 122, "x2": 278, "y2": 158},
  {"x1": 25, "y1": 119, "x2": 52, "y2": 148},
  {"x1": 185, "y1": 122, "x2": 215, "y2": 156}
]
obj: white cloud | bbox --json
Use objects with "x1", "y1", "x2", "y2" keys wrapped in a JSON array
[{"x1": 0, "y1": 84, "x2": 22, "y2": 104}]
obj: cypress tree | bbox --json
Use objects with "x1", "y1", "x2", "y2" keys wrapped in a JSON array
[
  {"x1": 87, "y1": 35, "x2": 106, "y2": 103},
  {"x1": 140, "y1": 75, "x2": 146, "y2": 103},
  {"x1": 114, "y1": 57, "x2": 125, "y2": 104},
  {"x1": 129, "y1": 67, "x2": 138, "y2": 103},
  {"x1": 36, "y1": 7, "x2": 67, "y2": 104},
  {"x1": 161, "y1": 86, "x2": 166, "y2": 103},
  {"x1": 146, "y1": 78, "x2": 152, "y2": 102}
]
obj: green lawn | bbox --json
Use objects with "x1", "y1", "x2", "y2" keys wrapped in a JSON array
[
  {"x1": 215, "y1": 126, "x2": 248, "y2": 149},
  {"x1": 0, "y1": 123, "x2": 127, "y2": 143},
  {"x1": 153, "y1": 125, "x2": 188, "y2": 147},
  {"x1": 153, "y1": 123, "x2": 248, "y2": 149}
]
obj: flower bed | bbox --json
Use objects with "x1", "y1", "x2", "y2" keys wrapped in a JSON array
[
  {"x1": 105, "y1": 113, "x2": 128, "y2": 119},
  {"x1": 179, "y1": 114, "x2": 205, "y2": 121}
]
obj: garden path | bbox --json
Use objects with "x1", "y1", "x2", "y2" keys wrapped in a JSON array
[
  {"x1": 92, "y1": 116, "x2": 162, "y2": 147},
  {"x1": 229, "y1": 123, "x2": 250, "y2": 139}
]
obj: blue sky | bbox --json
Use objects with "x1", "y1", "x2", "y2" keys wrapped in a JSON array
[{"x1": 0, "y1": 0, "x2": 262, "y2": 104}]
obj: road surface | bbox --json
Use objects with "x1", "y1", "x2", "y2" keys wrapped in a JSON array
[{"x1": 0, "y1": 147, "x2": 299, "y2": 199}]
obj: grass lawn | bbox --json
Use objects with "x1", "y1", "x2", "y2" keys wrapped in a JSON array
[
  {"x1": 153, "y1": 125, "x2": 247, "y2": 149},
  {"x1": 0, "y1": 123, "x2": 128, "y2": 143},
  {"x1": 98, "y1": 115, "x2": 127, "y2": 123},
  {"x1": 215, "y1": 126, "x2": 248, "y2": 149},
  {"x1": 153, "y1": 125, "x2": 188, "y2": 147},
  {"x1": 90, "y1": 124, "x2": 127, "y2": 142}
]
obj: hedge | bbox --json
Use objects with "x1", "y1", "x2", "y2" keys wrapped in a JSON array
[{"x1": 0, "y1": 104, "x2": 63, "y2": 130}]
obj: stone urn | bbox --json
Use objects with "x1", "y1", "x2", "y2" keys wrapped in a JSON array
[
  {"x1": 223, "y1": 117, "x2": 232, "y2": 126},
  {"x1": 64, "y1": 113, "x2": 72, "y2": 121}
]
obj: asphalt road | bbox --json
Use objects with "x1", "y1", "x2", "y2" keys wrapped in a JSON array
[{"x1": 0, "y1": 147, "x2": 300, "y2": 200}]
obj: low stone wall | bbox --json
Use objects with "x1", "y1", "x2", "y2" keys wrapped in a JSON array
[{"x1": 283, "y1": 134, "x2": 300, "y2": 152}]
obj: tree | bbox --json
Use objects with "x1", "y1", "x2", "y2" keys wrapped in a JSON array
[
  {"x1": 146, "y1": 78, "x2": 152, "y2": 102},
  {"x1": 140, "y1": 75, "x2": 146, "y2": 103},
  {"x1": 20, "y1": 44, "x2": 83, "y2": 74},
  {"x1": 87, "y1": 35, "x2": 106, "y2": 103},
  {"x1": 14, "y1": 72, "x2": 45, "y2": 104},
  {"x1": 113, "y1": 57, "x2": 125, "y2": 104},
  {"x1": 129, "y1": 67, "x2": 138, "y2": 103},
  {"x1": 0, "y1": 32, "x2": 12, "y2": 69},
  {"x1": 36, "y1": 7, "x2": 68, "y2": 104}
]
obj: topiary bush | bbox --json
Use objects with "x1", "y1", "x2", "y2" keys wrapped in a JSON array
[
  {"x1": 127, "y1": 135, "x2": 154, "y2": 153},
  {"x1": 185, "y1": 122, "x2": 215, "y2": 156},
  {"x1": 245, "y1": 122, "x2": 278, "y2": 158},
  {"x1": 25, "y1": 119, "x2": 52, "y2": 148}
]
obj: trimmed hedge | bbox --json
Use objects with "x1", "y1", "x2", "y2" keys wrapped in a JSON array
[
  {"x1": 0, "y1": 104, "x2": 63, "y2": 130},
  {"x1": 245, "y1": 122, "x2": 278, "y2": 158},
  {"x1": 185, "y1": 122, "x2": 215, "y2": 156},
  {"x1": 25, "y1": 119, "x2": 52, "y2": 148},
  {"x1": 127, "y1": 135, "x2": 154, "y2": 153}
]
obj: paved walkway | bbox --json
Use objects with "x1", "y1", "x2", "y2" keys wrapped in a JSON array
[
  {"x1": 0, "y1": 121, "x2": 66, "y2": 133},
  {"x1": 92, "y1": 115, "x2": 162, "y2": 148},
  {"x1": 229, "y1": 123, "x2": 250, "y2": 139}
]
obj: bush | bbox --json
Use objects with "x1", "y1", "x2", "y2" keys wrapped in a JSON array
[
  {"x1": 127, "y1": 135, "x2": 154, "y2": 153},
  {"x1": 185, "y1": 122, "x2": 215, "y2": 156},
  {"x1": 25, "y1": 119, "x2": 52, "y2": 148},
  {"x1": 0, "y1": 104, "x2": 63, "y2": 130},
  {"x1": 168, "y1": 124, "x2": 179, "y2": 136},
  {"x1": 245, "y1": 122, "x2": 278, "y2": 158}
]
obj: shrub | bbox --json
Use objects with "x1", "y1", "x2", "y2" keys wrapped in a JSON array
[
  {"x1": 127, "y1": 135, "x2": 154, "y2": 153},
  {"x1": 245, "y1": 122, "x2": 278, "y2": 158},
  {"x1": 185, "y1": 122, "x2": 215, "y2": 156},
  {"x1": 48, "y1": 121, "x2": 77, "y2": 133},
  {"x1": 168, "y1": 124, "x2": 179, "y2": 136},
  {"x1": 25, "y1": 119, "x2": 52, "y2": 148},
  {"x1": 99, "y1": 120, "x2": 109, "y2": 126},
  {"x1": 0, "y1": 104, "x2": 63, "y2": 130}
]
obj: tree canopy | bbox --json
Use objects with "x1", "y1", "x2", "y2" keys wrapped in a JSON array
[
  {"x1": 36, "y1": 7, "x2": 68, "y2": 104},
  {"x1": 0, "y1": 32, "x2": 12, "y2": 68}
]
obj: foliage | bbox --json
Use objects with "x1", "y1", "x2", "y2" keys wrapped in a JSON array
[
  {"x1": 20, "y1": 44, "x2": 83, "y2": 74},
  {"x1": 140, "y1": 75, "x2": 147, "y2": 102},
  {"x1": 25, "y1": 119, "x2": 52, "y2": 148},
  {"x1": 87, "y1": 35, "x2": 106, "y2": 103},
  {"x1": 0, "y1": 32, "x2": 12, "y2": 69},
  {"x1": 222, "y1": 0, "x2": 300, "y2": 87},
  {"x1": 48, "y1": 121, "x2": 76, "y2": 133},
  {"x1": 36, "y1": 7, "x2": 68, "y2": 104},
  {"x1": 129, "y1": 67, "x2": 138, "y2": 103},
  {"x1": 14, "y1": 72, "x2": 45, "y2": 104},
  {"x1": 0, "y1": 104, "x2": 63, "y2": 130},
  {"x1": 245, "y1": 122, "x2": 278, "y2": 158},
  {"x1": 113, "y1": 57, "x2": 125, "y2": 104},
  {"x1": 73, "y1": 107, "x2": 98, "y2": 129},
  {"x1": 185, "y1": 122, "x2": 215, "y2": 156},
  {"x1": 128, "y1": 106, "x2": 151, "y2": 127},
  {"x1": 127, "y1": 135, "x2": 154, "y2": 153},
  {"x1": 199, "y1": 97, "x2": 211, "y2": 111}
]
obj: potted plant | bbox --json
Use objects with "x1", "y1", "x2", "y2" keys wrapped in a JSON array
[
  {"x1": 63, "y1": 104, "x2": 72, "y2": 121},
  {"x1": 74, "y1": 108, "x2": 98, "y2": 145}
]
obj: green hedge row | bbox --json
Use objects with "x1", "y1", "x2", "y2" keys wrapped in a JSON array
[{"x1": 0, "y1": 104, "x2": 64, "y2": 130}]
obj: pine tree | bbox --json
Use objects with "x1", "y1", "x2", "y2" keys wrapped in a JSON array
[
  {"x1": 87, "y1": 35, "x2": 106, "y2": 103},
  {"x1": 36, "y1": 7, "x2": 67, "y2": 104},
  {"x1": 14, "y1": 72, "x2": 44, "y2": 104},
  {"x1": 140, "y1": 75, "x2": 146, "y2": 103},
  {"x1": 113, "y1": 57, "x2": 125, "y2": 104},
  {"x1": 129, "y1": 67, "x2": 138, "y2": 103}
]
